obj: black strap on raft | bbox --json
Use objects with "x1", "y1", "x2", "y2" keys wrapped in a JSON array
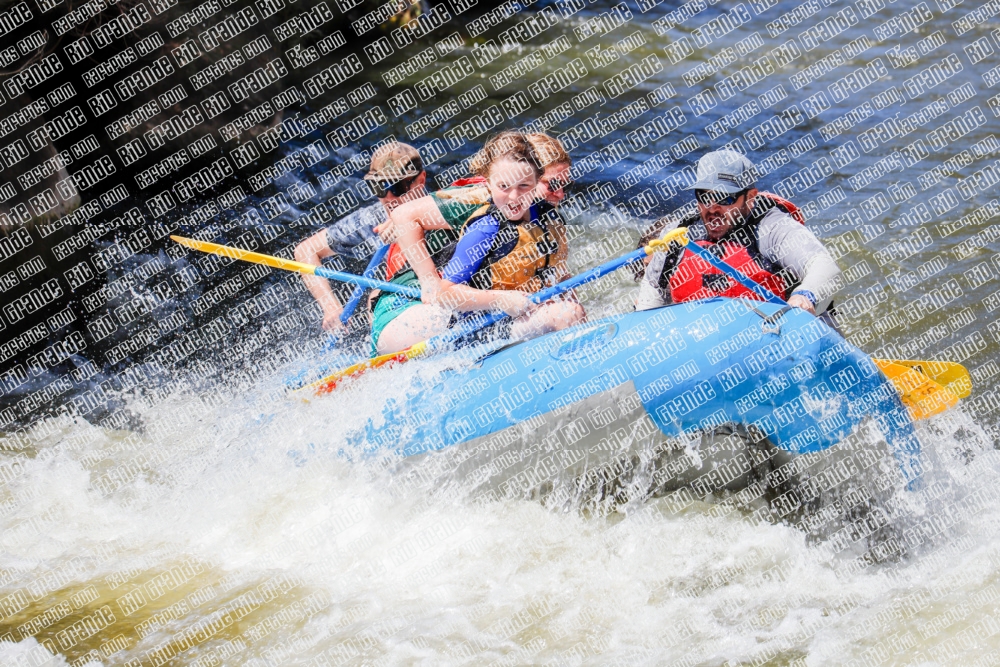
[{"x1": 744, "y1": 302, "x2": 793, "y2": 336}]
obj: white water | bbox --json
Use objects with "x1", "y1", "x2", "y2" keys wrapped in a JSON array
[{"x1": 2, "y1": 348, "x2": 999, "y2": 666}]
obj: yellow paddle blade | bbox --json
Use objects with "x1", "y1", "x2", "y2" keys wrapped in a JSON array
[
  {"x1": 874, "y1": 359, "x2": 960, "y2": 420},
  {"x1": 306, "y1": 341, "x2": 429, "y2": 394},
  {"x1": 171, "y1": 235, "x2": 318, "y2": 276},
  {"x1": 645, "y1": 227, "x2": 689, "y2": 254},
  {"x1": 876, "y1": 358, "x2": 972, "y2": 399}
]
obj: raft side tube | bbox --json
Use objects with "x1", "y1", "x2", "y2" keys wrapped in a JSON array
[{"x1": 352, "y1": 299, "x2": 921, "y2": 487}]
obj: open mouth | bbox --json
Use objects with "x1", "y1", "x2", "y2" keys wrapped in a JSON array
[{"x1": 504, "y1": 200, "x2": 527, "y2": 217}]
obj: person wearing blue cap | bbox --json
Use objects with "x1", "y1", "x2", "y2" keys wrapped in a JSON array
[{"x1": 636, "y1": 150, "x2": 842, "y2": 324}]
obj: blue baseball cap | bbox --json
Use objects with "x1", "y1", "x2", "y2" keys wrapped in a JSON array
[{"x1": 687, "y1": 150, "x2": 757, "y2": 194}]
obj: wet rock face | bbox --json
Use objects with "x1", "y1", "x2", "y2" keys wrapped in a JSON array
[
  {"x1": 0, "y1": 0, "x2": 424, "y2": 229},
  {"x1": 0, "y1": 94, "x2": 81, "y2": 231},
  {"x1": 0, "y1": 0, "x2": 449, "y2": 241},
  {"x1": 0, "y1": 0, "x2": 440, "y2": 386}
]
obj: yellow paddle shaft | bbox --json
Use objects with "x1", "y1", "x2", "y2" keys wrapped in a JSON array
[{"x1": 171, "y1": 235, "x2": 318, "y2": 275}]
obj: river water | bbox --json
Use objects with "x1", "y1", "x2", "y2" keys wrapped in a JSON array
[{"x1": 4, "y1": 0, "x2": 1000, "y2": 664}]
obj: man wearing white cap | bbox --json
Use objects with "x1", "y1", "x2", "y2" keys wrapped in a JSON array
[{"x1": 636, "y1": 150, "x2": 842, "y2": 324}]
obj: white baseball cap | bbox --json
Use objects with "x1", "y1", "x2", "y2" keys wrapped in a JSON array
[{"x1": 687, "y1": 150, "x2": 757, "y2": 194}]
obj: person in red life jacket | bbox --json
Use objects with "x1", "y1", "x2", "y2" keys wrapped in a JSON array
[
  {"x1": 294, "y1": 142, "x2": 428, "y2": 333},
  {"x1": 636, "y1": 150, "x2": 842, "y2": 323},
  {"x1": 370, "y1": 132, "x2": 585, "y2": 354}
]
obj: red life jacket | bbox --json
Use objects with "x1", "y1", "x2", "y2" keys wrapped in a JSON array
[
  {"x1": 450, "y1": 176, "x2": 487, "y2": 187},
  {"x1": 668, "y1": 192, "x2": 803, "y2": 304},
  {"x1": 669, "y1": 242, "x2": 791, "y2": 302},
  {"x1": 385, "y1": 246, "x2": 406, "y2": 282},
  {"x1": 762, "y1": 192, "x2": 805, "y2": 225}
]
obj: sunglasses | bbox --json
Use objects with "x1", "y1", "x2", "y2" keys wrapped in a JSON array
[
  {"x1": 545, "y1": 177, "x2": 572, "y2": 192},
  {"x1": 367, "y1": 177, "x2": 416, "y2": 199},
  {"x1": 696, "y1": 189, "x2": 747, "y2": 206}
]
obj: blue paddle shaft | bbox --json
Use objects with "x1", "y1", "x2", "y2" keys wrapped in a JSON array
[
  {"x1": 324, "y1": 241, "x2": 780, "y2": 320},
  {"x1": 340, "y1": 244, "x2": 391, "y2": 325},
  {"x1": 416, "y1": 241, "x2": 784, "y2": 352},
  {"x1": 529, "y1": 247, "x2": 648, "y2": 304},
  {"x1": 426, "y1": 247, "x2": 651, "y2": 350},
  {"x1": 322, "y1": 246, "x2": 647, "y2": 331},
  {"x1": 432, "y1": 240, "x2": 785, "y2": 349},
  {"x1": 315, "y1": 264, "x2": 420, "y2": 299}
]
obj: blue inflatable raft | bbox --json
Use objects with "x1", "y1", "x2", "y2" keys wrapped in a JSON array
[{"x1": 349, "y1": 298, "x2": 922, "y2": 519}]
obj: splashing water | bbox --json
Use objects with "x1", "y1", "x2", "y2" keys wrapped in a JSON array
[{"x1": 1, "y1": 334, "x2": 998, "y2": 666}]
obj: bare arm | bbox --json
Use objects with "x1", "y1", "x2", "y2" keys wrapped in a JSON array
[
  {"x1": 375, "y1": 196, "x2": 450, "y2": 242},
  {"x1": 294, "y1": 229, "x2": 344, "y2": 332},
  {"x1": 393, "y1": 210, "x2": 447, "y2": 305},
  {"x1": 389, "y1": 206, "x2": 529, "y2": 314},
  {"x1": 429, "y1": 279, "x2": 528, "y2": 316}
]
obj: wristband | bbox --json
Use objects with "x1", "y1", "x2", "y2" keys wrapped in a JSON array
[{"x1": 794, "y1": 290, "x2": 817, "y2": 306}]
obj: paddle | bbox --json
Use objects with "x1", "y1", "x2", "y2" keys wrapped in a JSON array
[
  {"x1": 884, "y1": 359, "x2": 971, "y2": 399},
  {"x1": 873, "y1": 360, "x2": 959, "y2": 421},
  {"x1": 339, "y1": 243, "x2": 391, "y2": 327},
  {"x1": 171, "y1": 232, "x2": 968, "y2": 416},
  {"x1": 286, "y1": 243, "x2": 393, "y2": 389},
  {"x1": 664, "y1": 228, "x2": 968, "y2": 419},
  {"x1": 662, "y1": 228, "x2": 785, "y2": 305},
  {"x1": 306, "y1": 237, "x2": 676, "y2": 393},
  {"x1": 318, "y1": 242, "x2": 391, "y2": 352},
  {"x1": 170, "y1": 236, "x2": 420, "y2": 298}
]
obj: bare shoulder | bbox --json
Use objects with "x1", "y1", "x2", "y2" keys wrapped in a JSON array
[
  {"x1": 392, "y1": 194, "x2": 448, "y2": 228},
  {"x1": 437, "y1": 185, "x2": 490, "y2": 205},
  {"x1": 294, "y1": 227, "x2": 333, "y2": 259},
  {"x1": 394, "y1": 195, "x2": 435, "y2": 218}
]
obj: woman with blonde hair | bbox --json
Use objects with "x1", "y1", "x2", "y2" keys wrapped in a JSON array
[
  {"x1": 526, "y1": 132, "x2": 574, "y2": 206},
  {"x1": 368, "y1": 131, "x2": 584, "y2": 354}
]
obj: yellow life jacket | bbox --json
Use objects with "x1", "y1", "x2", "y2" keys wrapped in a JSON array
[{"x1": 463, "y1": 203, "x2": 567, "y2": 293}]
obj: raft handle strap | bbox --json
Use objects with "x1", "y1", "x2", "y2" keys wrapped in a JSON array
[{"x1": 745, "y1": 303, "x2": 793, "y2": 335}]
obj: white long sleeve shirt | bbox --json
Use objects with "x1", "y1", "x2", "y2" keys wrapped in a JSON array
[{"x1": 636, "y1": 208, "x2": 843, "y2": 314}]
